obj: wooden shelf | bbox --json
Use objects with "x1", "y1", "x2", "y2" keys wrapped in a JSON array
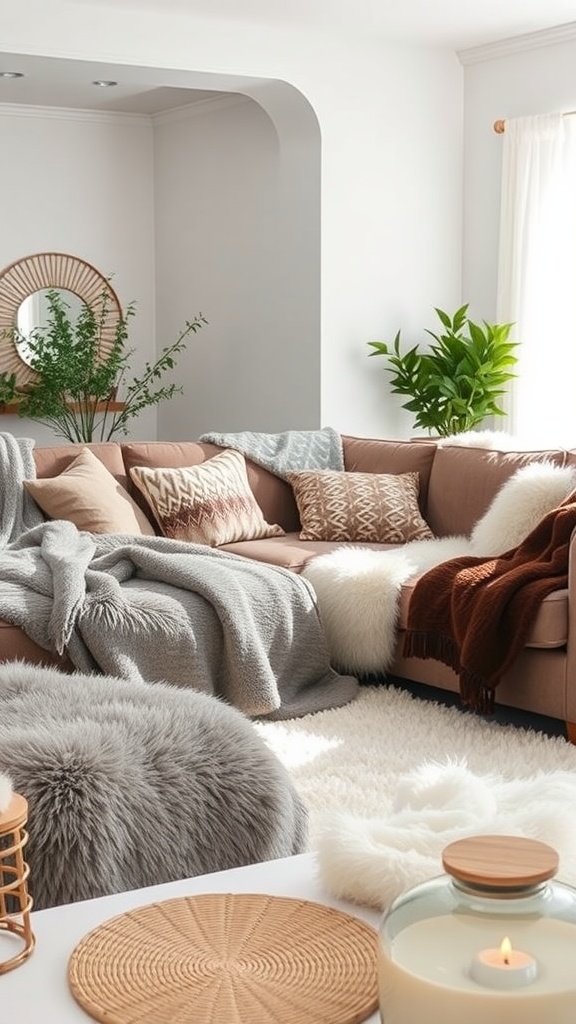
[{"x1": 0, "y1": 400, "x2": 125, "y2": 415}]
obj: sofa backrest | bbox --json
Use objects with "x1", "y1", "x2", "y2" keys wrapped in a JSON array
[
  {"x1": 33, "y1": 442, "x2": 128, "y2": 488},
  {"x1": 31, "y1": 435, "x2": 576, "y2": 544},
  {"x1": 342, "y1": 435, "x2": 437, "y2": 513},
  {"x1": 120, "y1": 440, "x2": 301, "y2": 533},
  {"x1": 426, "y1": 444, "x2": 576, "y2": 537}
]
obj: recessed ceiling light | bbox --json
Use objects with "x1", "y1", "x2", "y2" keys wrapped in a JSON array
[
  {"x1": 0, "y1": 71, "x2": 24, "y2": 79},
  {"x1": 91, "y1": 80, "x2": 118, "y2": 88}
]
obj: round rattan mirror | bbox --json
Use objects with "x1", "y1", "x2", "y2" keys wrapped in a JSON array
[{"x1": 0, "y1": 252, "x2": 122, "y2": 389}]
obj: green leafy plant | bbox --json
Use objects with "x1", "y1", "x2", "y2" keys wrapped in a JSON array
[
  {"x1": 0, "y1": 288, "x2": 207, "y2": 443},
  {"x1": 367, "y1": 304, "x2": 518, "y2": 437}
]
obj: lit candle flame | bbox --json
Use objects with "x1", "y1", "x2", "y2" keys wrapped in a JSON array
[{"x1": 500, "y1": 936, "x2": 512, "y2": 965}]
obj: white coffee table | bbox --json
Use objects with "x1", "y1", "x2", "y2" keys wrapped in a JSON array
[{"x1": 2, "y1": 851, "x2": 381, "y2": 1023}]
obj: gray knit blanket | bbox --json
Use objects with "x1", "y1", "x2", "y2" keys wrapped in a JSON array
[
  {"x1": 199, "y1": 427, "x2": 344, "y2": 478},
  {"x1": 0, "y1": 434, "x2": 358, "y2": 719},
  {"x1": 0, "y1": 433, "x2": 45, "y2": 545}
]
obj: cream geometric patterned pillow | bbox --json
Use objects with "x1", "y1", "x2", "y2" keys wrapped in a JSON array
[
  {"x1": 286, "y1": 469, "x2": 433, "y2": 543},
  {"x1": 130, "y1": 448, "x2": 284, "y2": 546}
]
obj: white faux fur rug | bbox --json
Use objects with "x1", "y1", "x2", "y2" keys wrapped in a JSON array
[{"x1": 254, "y1": 686, "x2": 576, "y2": 910}]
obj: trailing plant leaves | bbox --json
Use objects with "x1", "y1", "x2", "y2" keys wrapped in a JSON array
[{"x1": 0, "y1": 287, "x2": 208, "y2": 443}]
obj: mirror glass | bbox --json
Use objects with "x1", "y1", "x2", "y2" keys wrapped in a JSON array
[{"x1": 16, "y1": 288, "x2": 86, "y2": 367}]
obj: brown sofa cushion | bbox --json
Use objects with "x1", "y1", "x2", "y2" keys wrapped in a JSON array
[
  {"x1": 33, "y1": 441, "x2": 128, "y2": 487},
  {"x1": 0, "y1": 619, "x2": 72, "y2": 669},
  {"x1": 397, "y1": 575, "x2": 569, "y2": 649},
  {"x1": 426, "y1": 445, "x2": 576, "y2": 537},
  {"x1": 220, "y1": 533, "x2": 391, "y2": 573},
  {"x1": 342, "y1": 436, "x2": 437, "y2": 512}
]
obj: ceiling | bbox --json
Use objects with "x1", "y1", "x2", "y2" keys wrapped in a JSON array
[
  {"x1": 0, "y1": 53, "x2": 229, "y2": 116},
  {"x1": 67, "y1": 0, "x2": 576, "y2": 50},
  {"x1": 1, "y1": 1, "x2": 575, "y2": 115}
]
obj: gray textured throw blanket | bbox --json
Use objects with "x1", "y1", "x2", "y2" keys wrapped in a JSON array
[
  {"x1": 0, "y1": 433, "x2": 357, "y2": 718},
  {"x1": 199, "y1": 427, "x2": 344, "y2": 478},
  {"x1": 0, "y1": 434, "x2": 44, "y2": 545}
]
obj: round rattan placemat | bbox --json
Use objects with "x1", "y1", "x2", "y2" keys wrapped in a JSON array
[{"x1": 68, "y1": 892, "x2": 379, "y2": 1024}]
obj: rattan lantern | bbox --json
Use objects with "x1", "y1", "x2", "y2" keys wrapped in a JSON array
[{"x1": 0, "y1": 792, "x2": 35, "y2": 974}]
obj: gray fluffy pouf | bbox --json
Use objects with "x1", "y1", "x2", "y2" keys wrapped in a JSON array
[{"x1": 0, "y1": 661, "x2": 308, "y2": 910}]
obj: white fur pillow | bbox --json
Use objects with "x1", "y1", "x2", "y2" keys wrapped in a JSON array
[
  {"x1": 436, "y1": 430, "x2": 519, "y2": 450},
  {"x1": 469, "y1": 462, "x2": 576, "y2": 557},
  {"x1": 0, "y1": 772, "x2": 13, "y2": 811}
]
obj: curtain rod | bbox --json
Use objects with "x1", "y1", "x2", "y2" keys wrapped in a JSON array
[{"x1": 494, "y1": 111, "x2": 576, "y2": 133}]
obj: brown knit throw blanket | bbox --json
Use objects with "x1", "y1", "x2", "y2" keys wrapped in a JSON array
[{"x1": 403, "y1": 496, "x2": 576, "y2": 714}]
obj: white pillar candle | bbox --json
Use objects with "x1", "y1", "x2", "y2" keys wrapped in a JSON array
[{"x1": 378, "y1": 914, "x2": 576, "y2": 1024}]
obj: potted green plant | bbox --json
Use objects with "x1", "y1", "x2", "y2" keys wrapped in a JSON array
[
  {"x1": 367, "y1": 304, "x2": 518, "y2": 437},
  {"x1": 0, "y1": 287, "x2": 207, "y2": 443}
]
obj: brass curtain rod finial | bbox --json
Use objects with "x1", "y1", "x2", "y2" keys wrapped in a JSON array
[{"x1": 493, "y1": 110, "x2": 576, "y2": 135}]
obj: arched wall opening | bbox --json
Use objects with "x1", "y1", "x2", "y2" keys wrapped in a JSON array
[{"x1": 0, "y1": 52, "x2": 322, "y2": 440}]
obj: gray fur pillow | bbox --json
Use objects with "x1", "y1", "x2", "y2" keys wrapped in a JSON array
[{"x1": 0, "y1": 661, "x2": 307, "y2": 909}]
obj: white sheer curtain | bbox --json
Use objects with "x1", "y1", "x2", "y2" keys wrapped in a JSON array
[{"x1": 496, "y1": 113, "x2": 576, "y2": 446}]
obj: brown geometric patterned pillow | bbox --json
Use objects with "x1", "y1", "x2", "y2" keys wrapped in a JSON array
[
  {"x1": 286, "y1": 469, "x2": 433, "y2": 543},
  {"x1": 130, "y1": 448, "x2": 284, "y2": 547}
]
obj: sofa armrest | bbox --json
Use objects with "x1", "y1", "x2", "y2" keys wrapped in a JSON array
[{"x1": 564, "y1": 526, "x2": 576, "y2": 727}]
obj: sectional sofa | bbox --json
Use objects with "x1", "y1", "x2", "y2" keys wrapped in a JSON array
[{"x1": 3, "y1": 433, "x2": 576, "y2": 737}]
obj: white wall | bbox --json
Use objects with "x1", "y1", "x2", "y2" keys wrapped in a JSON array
[
  {"x1": 3, "y1": 2, "x2": 464, "y2": 441},
  {"x1": 153, "y1": 93, "x2": 321, "y2": 438},
  {"x1": 314, "y1": 45, "x2": 464, "y2": 438},
  {"x1": 0, "y1": 104, "x2": 155, "y2": 444},
  {"x1": 462, "y1": 34, "x2": 576, "y2": 322}
]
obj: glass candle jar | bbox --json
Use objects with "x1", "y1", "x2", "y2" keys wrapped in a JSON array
[{"x1": 378, "y1": 834, "x2": 576, "y2": 1024}]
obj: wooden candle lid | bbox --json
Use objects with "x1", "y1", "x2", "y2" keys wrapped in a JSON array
[{"x1": 442, "y1": 835, "x2": 559, "y2": 888}]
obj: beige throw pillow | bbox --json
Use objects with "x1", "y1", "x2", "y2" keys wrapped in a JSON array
[
  {"x1": 287, "y1": 469, "x2": 433, "y2": 543},
  {"x1": 130, "y1": 448, "x2": 284, "y2": 546},
  {"x1": 24, "y1": 447, "x2": 155, "y2": 535}
]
